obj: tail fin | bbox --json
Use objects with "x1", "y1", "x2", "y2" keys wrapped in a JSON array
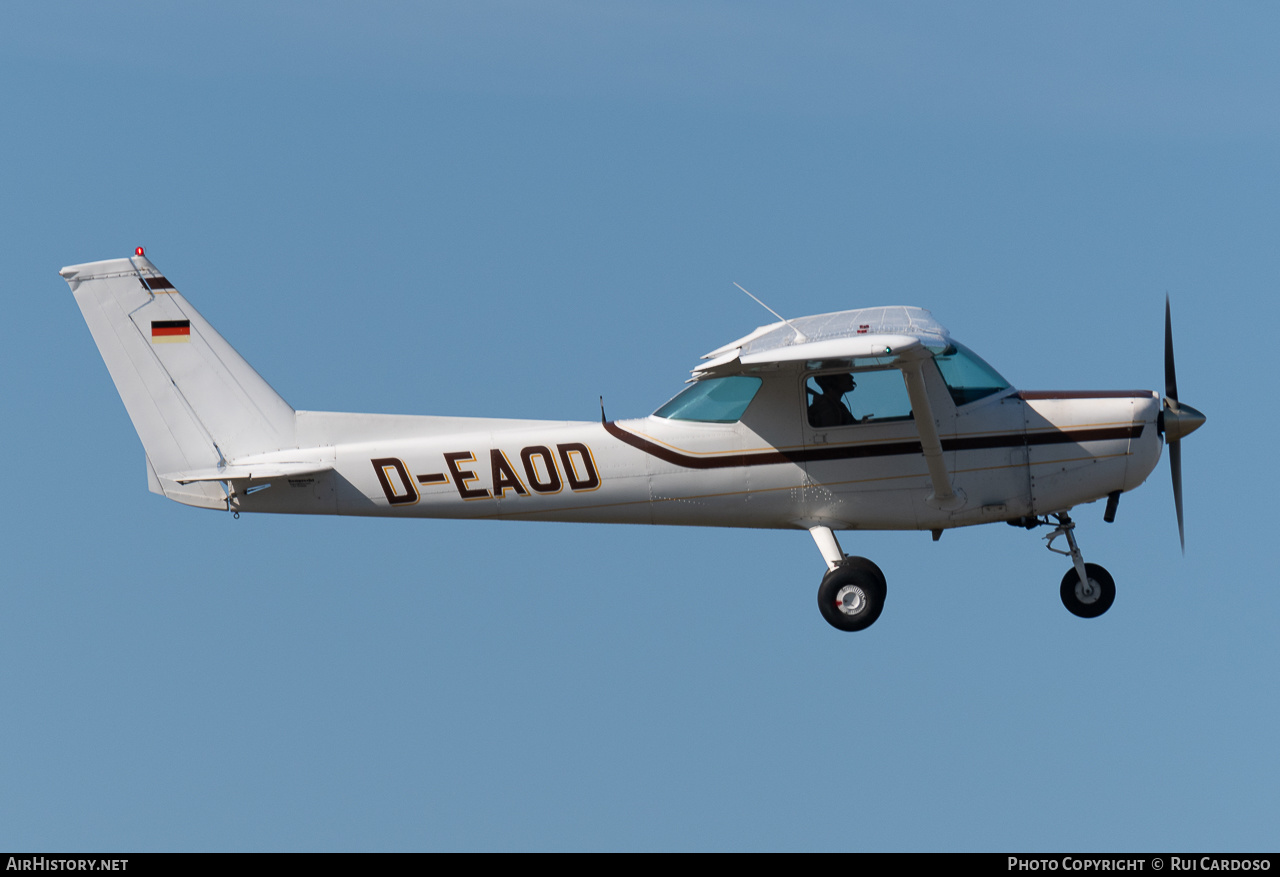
[{"x1": 61, "y1": 252, "x2": 296, "y2": 508}]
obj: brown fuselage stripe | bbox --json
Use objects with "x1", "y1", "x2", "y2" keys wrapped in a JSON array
[{"x1": 602, "y1": 420, "x2": 1144, "y2": 470}]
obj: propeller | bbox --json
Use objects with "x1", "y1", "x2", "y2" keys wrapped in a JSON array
[{"x1": 1161, "y1": 296, "x2": 1206, "y2": 552}]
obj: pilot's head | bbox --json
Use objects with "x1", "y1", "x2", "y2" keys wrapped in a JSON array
[{"x1": 816, "y1": 373, "x2": 855, "y2": 396}]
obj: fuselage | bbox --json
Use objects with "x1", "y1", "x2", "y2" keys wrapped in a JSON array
[{"x1": 223, "y1": 382, "x2": 1163, "y2": 533}]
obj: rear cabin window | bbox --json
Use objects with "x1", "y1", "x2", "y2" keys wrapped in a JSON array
[{"x1": 654, "y1": 376, "x2": 762, "y2": 423}]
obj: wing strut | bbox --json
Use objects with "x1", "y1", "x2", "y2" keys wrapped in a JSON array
[{"x1": 897, "y1": 354, "x2": 965, "y2": 511}]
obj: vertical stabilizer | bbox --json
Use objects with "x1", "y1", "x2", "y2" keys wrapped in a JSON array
[{"x1": 61, "y1": 253, "x2": 297, "y2": 508}]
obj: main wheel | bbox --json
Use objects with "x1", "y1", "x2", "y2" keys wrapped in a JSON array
[
  {"x1": 817, "y1": 557, "x2": 887, "y2": 632},
  {"x1": 1059, "y1": 563, "x2": 1116, "y2": 618}
]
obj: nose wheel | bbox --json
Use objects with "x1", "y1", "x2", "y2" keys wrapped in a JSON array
[{"x1": 1059, "y1": 562, "x2": 1116, "y2": 618}]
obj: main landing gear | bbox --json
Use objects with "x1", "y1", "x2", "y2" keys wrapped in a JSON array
[{"x1": 809, "y1": 526, "x2": 888, "y2": 632}]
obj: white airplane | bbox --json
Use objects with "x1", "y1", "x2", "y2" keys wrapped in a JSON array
[{"x1": 62, "y1": 249, "x2": 1205, "y2": 631}]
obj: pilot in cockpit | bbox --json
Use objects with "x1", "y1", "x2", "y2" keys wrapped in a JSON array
[{"x1": 808, "y1": 373, "x2": 856, "y2": 427}]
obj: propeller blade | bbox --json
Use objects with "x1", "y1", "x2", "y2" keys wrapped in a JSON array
[
  {"x1": 1170, "y1": 440, "x2": 1184, "y2": 554},
  {"x1": 1164, "y1": 295, "x2": 1179, "y2": 405}
]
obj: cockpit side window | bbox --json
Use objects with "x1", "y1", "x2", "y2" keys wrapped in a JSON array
[
  {"x1": 654, "y1": 375, "x2": 763, "y2": 423},
  {"x1": 929, "y1": 342, "x2": 1011, "y2": 406},
  {"x1": 805, "y1": 368, "x2": 913, "y2": 428}
]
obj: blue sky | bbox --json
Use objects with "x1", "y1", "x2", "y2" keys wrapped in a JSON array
[{"x1": 2, "y1": 2, "x2": 1275, "y2": 851}]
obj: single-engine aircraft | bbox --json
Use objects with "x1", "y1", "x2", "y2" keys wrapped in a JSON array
[{"x1": 62, "y1": 250, "x2": 1206, "y2": 631}]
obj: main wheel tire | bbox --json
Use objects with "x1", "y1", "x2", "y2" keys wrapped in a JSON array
[
  {"x1": 1059, "y1": 563, "x2": 1116, "y2": 618},
  {"x1": 817, "y1": 557, "x2": 887, "y2": 632}
]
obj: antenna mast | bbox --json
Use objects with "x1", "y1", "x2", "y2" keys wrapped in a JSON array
[{"x1": 733, "y1": 282, "x2": 807, "y2": 342}]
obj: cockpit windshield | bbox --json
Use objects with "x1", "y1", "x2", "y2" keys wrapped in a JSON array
[
  {"x1": 654, "y1": 376, "x2": 762, "y2": 423},
  {"x1": 929, "y1": 342, "x2": 1010, "y2": 406}
]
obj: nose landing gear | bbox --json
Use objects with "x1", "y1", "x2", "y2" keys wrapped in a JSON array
[{"x1": 1045, "y1": 512, "x2": 1115, "y2": 619}]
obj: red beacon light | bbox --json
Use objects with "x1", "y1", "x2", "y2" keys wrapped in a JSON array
[{"x1": 135, "y1": 247, "x2": 145, "y2": 256}]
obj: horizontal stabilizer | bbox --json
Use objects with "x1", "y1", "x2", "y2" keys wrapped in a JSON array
[{"x1": 163, "y1": 461, "x2": 335, "y2": 484}]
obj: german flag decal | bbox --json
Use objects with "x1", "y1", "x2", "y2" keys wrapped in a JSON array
[{"x1": 151, "y1": 319, "x2": 191, "y2": 343}]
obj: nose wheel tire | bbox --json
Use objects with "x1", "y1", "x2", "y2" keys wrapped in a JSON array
[
  {"x1": 1059, "y1": 563, "x2": 1116, "y2": 619},
  {"x1": 817, "y1": 557, "x2": 887, "y2": 632}
]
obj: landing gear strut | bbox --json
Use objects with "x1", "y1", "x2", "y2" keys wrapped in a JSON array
[{"x1": 1044, "y1": 512, "x2": 1115, "y2": 619}]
